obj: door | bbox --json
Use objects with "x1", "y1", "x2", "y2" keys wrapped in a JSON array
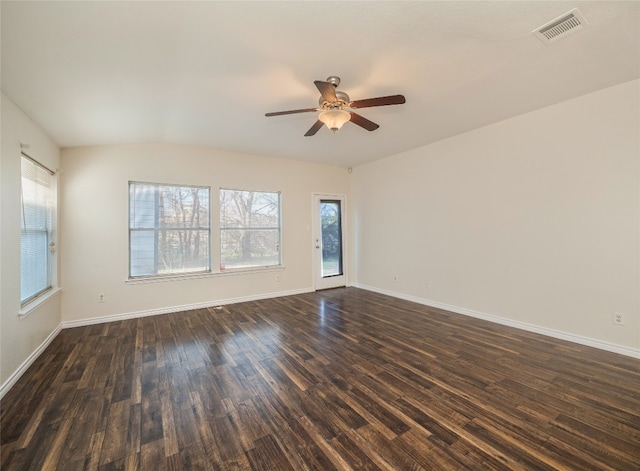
[{"x1": 313, "y1": 195, "x2": 346, "y2": 290}]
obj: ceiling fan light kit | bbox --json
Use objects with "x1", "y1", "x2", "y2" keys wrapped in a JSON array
[
  {"x1": 265, "y1": 76, "x2": 406, "y2": 136},
  {"x1": 318, "y1": 109, "x2": 351, "y2": 131}
]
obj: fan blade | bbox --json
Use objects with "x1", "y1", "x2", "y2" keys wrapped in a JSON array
[
  {"x1": 304, "y1": 120, "x2": 324, "y2": 137},
  {"x1": 314, "y1": 80, "x2": 337, "y2": 103},
  {"x1": 350, "y1": 113, "x2": 379, "y2": 131},
  {"x1": 265, "y1": 108, "x2": 318, "y2": 117},
  {"x1": 350, "y1": 94, "x2": 406, "y2": 109}
]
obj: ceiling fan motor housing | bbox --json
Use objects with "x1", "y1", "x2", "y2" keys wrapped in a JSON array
[
  {"x1": 319, "y1": 91, "x2": 350, "y2": 109},
  {"x1": 317, "y1": 76, "x2": 350, "y2": 109}
]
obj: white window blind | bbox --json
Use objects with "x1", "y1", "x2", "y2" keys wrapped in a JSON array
[
  {"x1": 21, "y1": 155, "x2": 54, "y2": 304},
  {"x1": 129, "y1": 182, "x2": 210, "y2": 278},
  {"x1": 220, "y1": 189, "x2": 281, "y2": 270}
]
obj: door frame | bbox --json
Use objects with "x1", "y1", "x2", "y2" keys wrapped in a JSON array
[{"x1": 312, "y1": 193, "x2": 347, "y2": 290}]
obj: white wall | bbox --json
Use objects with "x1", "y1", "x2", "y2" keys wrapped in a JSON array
[
  {"x1": 352, "y1": 80, "x2": 640, "y2": 353},
  {"x1": 60, "y1": 142, "x2": 350, "y2": 323},
  {"x1": 1, "y1": 93, "x2": 62, "y2": 389}
]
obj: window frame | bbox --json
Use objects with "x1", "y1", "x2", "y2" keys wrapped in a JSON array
[
  {"x1": 128, "y1": 181, "x2": 212, "y2": 280},
  {"x1": 20, "y1": 153, "x2": 56, "y2": 307},
  {"x1": 219, "y1": 188, "x2": 282, "y2": 272}
]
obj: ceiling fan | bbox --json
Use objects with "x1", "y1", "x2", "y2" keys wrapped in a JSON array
[{"x1": 265, "y1": 76, "x2": 406, "y2": 136}]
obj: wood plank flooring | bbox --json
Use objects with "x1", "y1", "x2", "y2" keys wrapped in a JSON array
[{"x1": 2, "y1": 287, "x2": 640, "y2": 470}]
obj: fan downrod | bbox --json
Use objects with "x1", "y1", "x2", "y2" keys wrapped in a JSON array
[{"x1": 325, "y1": 76, "x2": 341, "y2": 88}]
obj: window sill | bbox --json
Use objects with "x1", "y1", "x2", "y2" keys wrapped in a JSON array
[
  {"x1": 19, "y1": 287, "x2": 62, "y2": 320},
  {"x1": 125, "y1": 266, "x2": 285, "y2": 285}
]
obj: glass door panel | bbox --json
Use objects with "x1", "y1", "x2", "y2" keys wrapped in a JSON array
[
  {"x1": 314, "y1": 195, "x2": 346, "y2": 290},
  {"x1": 320, "y1": 200, "x2": 343, "y2": 278}
]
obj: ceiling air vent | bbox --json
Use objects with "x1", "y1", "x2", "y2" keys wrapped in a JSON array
[{"x1": 533, "y1": 9, "x2": 587, "y2": 45}]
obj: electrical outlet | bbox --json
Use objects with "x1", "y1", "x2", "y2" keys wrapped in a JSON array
[
  {"x1": 276, "y1": 274, "x2": 281, "y2": 282},
  {"x1": 425, "y1": 282, "x2": 430, "y2": 288},
  {"x1": 98, "y1": 293, "x2": 105, "y2": 303},
  {"x1": 393, "y1": 275, "x2": 399, "y2": 282},
  {"x1": 612, "y1": 312, "x2": 625, "y2": 325}
]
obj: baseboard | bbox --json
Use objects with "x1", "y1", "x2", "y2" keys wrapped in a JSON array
[
  {"x1": 0, "y1": 324, "x2": 62, "y2": 400},
  {"x1": 62, "y1": 287, "x2": 315, "y2": 329},
  {"x1": 353, "y1": 283, "x2": 640, "y2": 359}
]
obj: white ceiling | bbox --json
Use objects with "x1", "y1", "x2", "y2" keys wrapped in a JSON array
[{"x1": 2, "y1": 1, "x2": 639, "y2": 168}]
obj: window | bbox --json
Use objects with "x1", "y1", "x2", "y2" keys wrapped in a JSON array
[
  {"x1": 220, "y1": 189, "x2": 281, "y2": 270},
  {"x1": 21, "y1": 155, "x2": 55, "y2": 304},
  {"x1": 129, "y1": 182, "x2": 210, "y2": 278}
]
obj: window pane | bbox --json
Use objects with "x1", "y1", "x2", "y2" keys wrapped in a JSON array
[
  {"x1": 221, "y1": 229, "x2": 281, "y2": 269},
  {"x1": 129, "y1": 229, "x2": 157, "y2": 277},
  {"x1": 220, "y1": 189, "x2": 281, "y2": 269},
  {"x1": 21, "y1": 156, "x2": 54, "y2": 303},
  {"x1": 130, "y1": 182, "x2": 210, "y2": 277},
  {"x1": 320, "y1": 200, "x2": 343, "y2": 277},
  {"x1": 156, "y1": 229, "x2": 210, "y2": 274}
]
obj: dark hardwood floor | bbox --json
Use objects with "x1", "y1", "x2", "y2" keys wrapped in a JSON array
[{"x1": 2, "y1": 287, "x2": 640, "y2": 470}]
